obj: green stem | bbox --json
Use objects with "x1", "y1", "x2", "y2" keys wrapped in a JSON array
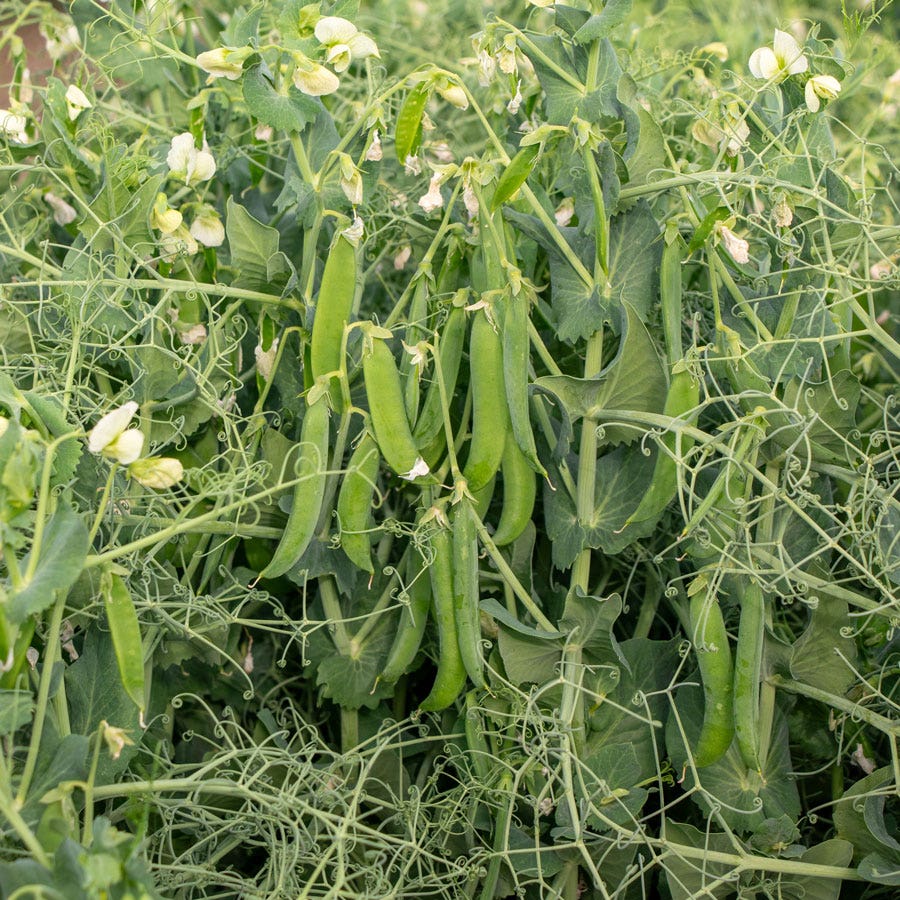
[
  {"x1": 319, "y1": 576, "x2": 352, "y2": 656},
  {"x1": 87, "y1": 467, "x2": 118, "y2": 545},
  {"x1": 82, "y1": 725, "x2": 106, "y2": 846}
]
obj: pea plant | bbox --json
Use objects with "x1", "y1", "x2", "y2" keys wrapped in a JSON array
[{"x1": 1, "y1": 0, "x2": 898, "y2": 897}]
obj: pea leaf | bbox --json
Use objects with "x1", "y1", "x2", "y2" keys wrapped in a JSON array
[
  {"x1": 789, "y1": 595, "x2": 859, "y2": 695},
  {"x1": 243, "y1": 67, "x2": 320, "y2": 133},
  {"x1": 663, "y1": 822, "x2": 735, "y2": 900},
  {"x1": 316, "y1": 625, "x2": 395, "y2": 709},
  {"x1": 0, "y1": 689, "x2": 33, "y2": 736},
  {"x1": 21, "y1": 734, "x2": 89, "y2": 828},
  {"x1": 225, "y1": 197, "x2": 295, "y2": 293},
  {"x1": 221, "y1": 4, "x2": 263, "y2": 45},
  {"x1": 7, "y1": 503, "x2": 89, "y2": 623},
  {"x1": 496, "y1": 628, "x2": 565, "y2": 686},
  {"x1": 834, "y1": 766, "x2": 895, "y2": 860},
  {"x1": 572, "y1": 0, "x2": 633, "y2": 43}
]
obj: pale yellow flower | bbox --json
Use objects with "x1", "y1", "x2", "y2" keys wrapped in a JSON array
[
  {"x1": 128, "y1": 457, "x2": 184, "y2": 489},
  {"x1": 805, "y1": 74, "x2": 841, "y2": 112},
  {"x1": 167, "y1": 133, "x2": 216, "y2": 185},
  {"x1": 189, "y1": 205, "x2": 225, "y2": 247},
  {"x1": 88, "y1": 402, "x2": 144, "y2": 465},
  {"x1": 748, "y1": 29, "x2": 808, "y2": 81},
  {"x1": 314, "y1": 17, "x2": 379, "y2": 73},
  {"x1": 196, "y1": 46, "x2": 253, "y2": 81}
]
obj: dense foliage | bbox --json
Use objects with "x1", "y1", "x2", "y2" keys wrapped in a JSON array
[{"x1": 0, "y1": 0, "x2": 897, "y2": 897}]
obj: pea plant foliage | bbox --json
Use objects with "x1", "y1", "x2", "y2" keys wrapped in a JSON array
[{"x1": 0, "y1": 0, "x2": 898, "y2": 897}]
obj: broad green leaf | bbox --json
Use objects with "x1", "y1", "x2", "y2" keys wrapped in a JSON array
[
  {"x1": 559, "y1": 591, "x2": 625, "y2": 664},
  {"x1": 572, "y1": 0, "x2": 633, "y2": 43},
  {"x1": 315, "y1": 624, "x2": 395, "y2": 709},
  {"x1": 663, "y1": 821, "x2": 735, "y2": 900},
  {"x1": 0, "y1": 689, "x2": 33, "y2": 735},
  {"x1": 21, "y1": 733, "x2": 89, "y2": 827},
  {"x1": 243, "y1": 67, "x2": 320, "y2": 133},
  {"x1": 833, "y1": 766, "x2": 895, "y2": 860},
  {"x1": 776, "y1": 840, "x2": 854, "y2": 900},
  {"x1": 876, "y1": 497, "x2": 900, "y2": 585},
  {"x1": 518, "y1": 33, "x2": 581, "y2": 125},
  {"x1": 21, "y1": 392, "x2": 82, "y2": 487},
  {"x1": 225, "y1": 197, "x2": 294, "y2": 293},
  {"x1": 220, "y1": 3, "x2": 263, "y2": 45},
  {"x1": 789, "y1": 594, "x2": 859, "y2": 695},
  {"x1": 496, "y1": 628, "x2": 564, "y2": 686},
  {"x1": 624, "y1": 106, "x2": 667, "y2": 191},
  {"x1": 7, "y1": 504, "x2": 89, "y2": 623},
  {"x1": 536, "y1": 302, "x2": 666, "y2": 442},
  {"x1": 394, "y1": 82, "x2": 431, "y2": 162},
  {"x1": 481, "y1": 598, "x2": 559, "y2": 640},
  {"x1": 505, "y1": 827, "x2": 564, "y2": 877},
  {"x1": 859, "y1": 852, "x2": 900, "y2": 885}
]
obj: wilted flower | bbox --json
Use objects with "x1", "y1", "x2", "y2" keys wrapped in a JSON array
[
  {"x1": 159, "y1": 224, "x2": 200, "y2": 261},
  {"x1": 100, "y1": 721, "x2": 135, "y2": 760},
  {"x1": 400, "y1": 457, "x2": 430, "y2": 481},
  {"x1": 339, "y1": 154, "x2": 364, "y2": 205},
  {"x1": 150, "y1": 193, "x2": 183, "y2": 234},
  {"x1": 0, "y1": 109, "x2": 28, "y2": 143},
  {"x1": 748, "y1": 29, "x2": 808, "y2": 81},
  {"x1": 498, "y1": 35, "x2": 519, "y2": 75},
  {"x1": 313, "y1": 16, "x2": 379, "y2": 73},
  {"x1": 394, "y1": 245, "x2": 412, "y2": 270},
  {"x1": 189, "y1": 205, "x2": 225, "y2": 247},
  {"x1": 179, "y1": 323, "x2": 207, "y2": 345},
  {"x1": 342, "y1": 215, "x2": 365, "y2": 245},
  {"x1": 772, "y1": 198, "x2": 793, "y2": 227},
  {"x1": 404, "y1": 155, "x2": 422, "y2": 176},
  {"x1": 716, "y1": 222, "x2": 750, "y2": 265},
  {"x1": 365, "y1": 129, "x2": 383, "y2": 161},
  {"x1": 44, "y1": 192, "x2": 77, "y2": 225},
  {"x1": 196, "y1": 46, "x2": 253, "y2": 81},
  {"x1": 692, "y1": 102, "x2": 749, "y2": 156},
  {"x1": 463, "y1": 182, "x2": 479, "y2": 219},
  {"x1": 555, "y1": 197, "x2": 575, "y2": 227},
  {"x1": 88, "y1": 401, "x2": 144, "y2": 465},
  {"x1": 255, "y1": 338, "x2": 279, "y2": 381},
  {"x1": 805, "y1": 74, "x2": 842, "y2": 112},
  {"x1": 64, "y1": 84, "x2": 91, "y2": 121},
  {"x1": 128, "y1": 457, "x2": 185, "y2": 489},
  {"x1": 417, "y1": 173, "x2": 444, "y2": 213},
  {"x1": 167, "y1": 133, "x2": 216, "y2": 185},
  {"x1": 255, "y1": 123, "x2": 274, "y2": 141},
  {"x1": 292, "y1": 57, "x2": 341, "y2": 96},
  {"x1": 476, "y1": 49, "x2": 496, "y2": 86},
  {"x1": 507, "y1": 81, "x2": 523, "y2": 115}
]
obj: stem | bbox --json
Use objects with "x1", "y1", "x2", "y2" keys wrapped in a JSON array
[
  {"x1": 82, "y1": 726, "x2": 106, "y2": 846},
  {"x1": 319, "y1": 577, "x2": 352, "y2": 656},
  {"x1": 87, "y1": 467, "x2": 118, "y2": 545}
]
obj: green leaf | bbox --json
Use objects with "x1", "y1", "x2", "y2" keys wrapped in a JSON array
[
  {"x1": 789, "y1": 594, "x2": 859, "y2": 695},
  {"x1": 833, "y1": 766, "x2": 895, "y2": 860},
  {"x1": 0, "y1": 689, "x2": 33, "y2": 735},
  {"x1": 220, "y1": 3, "x2": 263, "y2": 45},
  {"x1": 21, "y1": 392, "x2": 82, "y2": 486},
  {"x1": 572, "y1": 0, "x2": 633, "y2": 43},
  {"x1": 496, "y1": 628, "x2": 564, "y2": 686},
  {"x1": 505, "y1": 827, "x2": 564, "y2": 877},
  {"x1": 876, "y1": 497, "x2": 900, "y2": 586},
  {"x1": 536, "y1": 302, "x2": 666, "y2": 441},
  {"x1": 225, "y1": 197, "x2": 294, "y2": 293},
  {"x1": 559, "y1": 591, "x2": 624, "y2": 663},
  {"x1": 481, "y1": 598, "x2": 559, "y2": 640},
  {"x1": 242, "y1": 67, "x2": 320, "y2": 133},
  {"x1": 316, "y1": 625, "x2": 395, "y2": 709},
  {"x1": 7, "y1": 504, "x2": 89, "y2": 623},
  {"x1": 662, "y1": 821, "x2": 735, "y2": 900},
  {"x1": 394, "y1": 81, "x2": 431, "y2": 162},
  {"x1": 859, "y1": 852, "x2": 900, "y2": 885},
  {"x1": 21, "y1": 734, "x2": 89, "y2": 828},
  {"x1": 624, "y1": 106, "x2": 666, "y2": 192},
  {"x1": 779, "y1": 840, "x2": 854, "y2": 900}
]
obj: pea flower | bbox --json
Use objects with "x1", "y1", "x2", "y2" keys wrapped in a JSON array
[
  {"x1": 128, "y1": 457, "x2": 185, "y2": 489},
  {"x1": 400, "y1": 457, "x2": 430, "y2": 481},
  {"x1": 0, "y1": 109, "x2": 28, "y2": 143},
  {"x1": 166, "y1": 133, "x2": 216, "y2": 185},
  {"x1": 44, "y1": 192, "x2": 77, "y2": 225},
  {"x1": 88, "y1": 401, "x2": 144, "y2": 465},
  {"x1": 292, "y1": 57, "x2": 341, "y2": 96},
  {"x1": 716, "y1": 222, "x2": 750, "y2": 265},
  {"x1": 64, "y1": 84, "x2": 91, "y2": 121},
  {"x1": 189, "y1": 205, "x2": 225, "y2": 247},
  {"x1": 159, "y1": 224, "x2": 200, "y2": 261},
  {"x1": 313, "y1": 17, "x2": 379, "y2": 73},
  {"x1": 196, "y1": 46, "x2": 253, "y2": 81},
  {"x1": 342, "y1": 215, "x2": 365, "y2": 245},
  {"x1": 417, "y1": 173, "x2": 444, "y2": 213},
  {"x1": 100, "y1": 721, "x2": 135, "y2": 761},
  {"x1": 365, "y1": 129, "x2": 383, "y2": 161},
  {"x1": 338, "y1": 154, "x2": 364, "y2": 205},
  {"x1": 150, "y1": 193, "x2": 183, "y2": 234},
  {"x1": 700, "y1": 42, "x2": 729, "y2": 62},
  {"x1": 748, "y1": 29, "x2": 808, "y2": 81},
  {"x1": 435, "y1": 79, "x2": 469, "y2": 110},
  {"x1": 805, "y1": 74, "x2": 841, "y2": 112}
]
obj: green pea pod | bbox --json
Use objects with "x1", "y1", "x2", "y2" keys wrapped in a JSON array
[
  {"x1": 363, "y1": 334, "x2": 428, "y2": 480},
  {"x1": 463, "y1": 307, "x2": 509, "y2": 491},
  {"x1": 471, "y1": 476, "x2": 495, "y2": 522},
  {"x1": 402, "y1": 277, "x2": 430, "y2": 420},
  {"x1": 689, "y1": 581, "x2": 734, "y2": 768},
  {"x1": 491, "y1": 434, "x2": 537, "y2": 547},
  {"x1": 660, "y1": 236, "x2": 684, "y2": 367},
  {"x1": 260, "y1": 394, "x2": 330, "y2": 579},
  {"x1": 419, "y1": 525, "x2": 467, "y2": 711},
  {"x1": 413, "y1": 303, "x2": 467, "y2": 450},
  {"x1": 733, "y1": 580, "x2": 765, "y2": 773},
  {"x1": 381, "y1": 552, "x2": 432, "y2": 684},
  {"x1": 311, "y1": 233, "x2": 357, "y2": 402},
  {"x1": 337, "y1": 432, "x2": 380, "y2": 574},
  {"x1": 490, "y1": 144, "x2": 540, "y2": 211},
  {"x1": 103, "y1": 572, "x2": 145, "y2": 713},
  {"x1": 394, "y1": 81, "x2": 431, "y2": 162},
  {"x1": 627, "y1": 362, "x2": 699, "y2": 527},
  {"x1": 453, "y1": 498, "x2": 484, "y2": 688},
  {"x1": 499, "y1": 289, "x2": 545, "y2": 476}
]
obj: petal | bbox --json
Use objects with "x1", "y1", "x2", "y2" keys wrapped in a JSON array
[
  {"x1": 108, "y1": 428, "x2": 144, "y2": 465},
  {"x1": 293, "y1": 63, "x2": 341, "y2": 96},
  {"x1": 748, "y1": 47, "x2": 778, "y2": 79},
  {"x1": 815, "y1": 74, "x2": 842, "y2": 98},
  {"x1": 190, "y1": 214, "x2": 225, "y2": 247},
  {"x1": 190, "y1": 149, "x2": 217, "y2": 183},
  {"x1": 314, "y1": 16, "x2": 357, "y2": 45},
  {"x1": 166, "y1": 133, "x2": 195, "y2": 173},
  {"x1": 805, "y1": 80, "x2": 820, "y2": 112},
  {"x1": 88, "y1": 401, "x2": 139, "y2": 453},
  {"x1": 786, "y1": 53, "x2": 809, "y2": 75},
  {"x1": 347, "y1": 33, "x2": 379, "y2": 60},
  {"x1": 325, "y1": 44, "x2": 353, "y2": 73},
  {"x1": 129, "y1": 457, "x2": 184, "y2": 489},
  {"x1": 774, "y1": 29, "x2": 806, "y2": 73}
]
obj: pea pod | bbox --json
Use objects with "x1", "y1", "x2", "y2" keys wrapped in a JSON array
[
  {"x1": 462, "y1": 307, "x2": 509, "y2": 491},
  {"x1": 402, "y1": 276, "x2": 430, "y2": 420},
  {"x1": 413, "y1": 302, "x2": 467, "y2": 451},
  {"x1": 363, "y1": 332, "x2": 429, "y2": 480},
  {"x1": 453, "y1": 498, "x2": 484, "y2": 688},
  {"x1": 260, "y1": 394, "x2": 330, "y2": 579},
  {"x1": 499, "y1": 289, "x2": 546, "y2": 476},
  {"x1": 490, "y1": 144, "x2": 540, "y2": 211},
  {"x1": 491, "y1": 434, "x2": 536, "y2": 547},
  {"x1": 310, "y1": 233, "x2": 357, "y2": 402},
  {"x1": 689, "y1": 579, "x2": 734, "y2": 768},
  {"x1": 103, "y1": 572, "x2": 145, "y2": 713},
  {"x1": 626, "y1": 362, "x2": 700, "y2": 527},
  {"x1": 337, "y1": 432, "x2": 380, "y2": 574},
  {"x1": 380, "y1": 552, "x2": 432, "y2": 684},
  {"x1": 419, "y1": 525, "x2": 467, "y2": 711},
  {"x1": 471, "y1": 476, "x2": 495, "y2": 522},
  {"x1": 394, "y1": 81, "x2": 431, "y2": 163},
  {"x1": 733, "y1": 579, "x2": 765, "y2": 773},
  {"x1": 660, "y1": 235, "x2": 684, "y2": 366}
]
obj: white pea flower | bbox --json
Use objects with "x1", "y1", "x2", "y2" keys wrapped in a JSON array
[
  {"x1": 805, "y1": 74, "x2": 842, "y2": 112},
  {"x1": 339, "y1": 155, "x2": 364, "y2": 205},
  {"x1": 342, "y1": 215, "x2": 365, "y2": 245},
  {"x1": 507, "y1": 81, "x2": 523, "y2": 115},
  {"x1": 167, "y1": 133, "x2": 216, "y2": 185},
  {"x1": 476, "y1": 50, "x2": 496, "y2": 86},
  {"x1": 64, "y1": 85, "x2": 91, "y2": 121},
  {"x1": 400, "y1": 457, "x2": 430, "y2": 481},
  {"x1": 44, "y1": 192, "x2": 77, "y2": 225},
  {"x1": 748, "y1": 29, "x2": 808, "y2": 81},
  {"x1": 716, "y1": 222, "x2": 750, "y2": 265},
  {"x1": 365, "y1": 129, "x2": 383, "y2": 161},
  {"x1": 189, "y1": 205, "x2": 225, "y2": 247},
  {"x1": 700, "y1": 42, "x2": 729, "y2": 61},
  {"x1": 0, "y1": 109, "x2": 28, "y2": 143},
  {"x1": 402, "y1": 340, "x2": 429, "y2": 371},
  {"x1": 150, "y1": 193, "x2": 183, "y2": 234},
  {"x1": 463, "y1": 182, "x2": 479, "y2": 220},
  {"x1": 159, "y1": 224, "x2": 200, "y2": 261},
  {"x1": 555, "y1": 197, "x2": 575, "y2": 227},
  {"x1": 498, "y1": 34, "x2": 518, "y2": 75},
  {"x1": 88, "y1": 401, "x2": 144, "y2": 465},
  {"x1": 394, "y1": 245, "x2": 412, "y2": 270},
  {"x1": 417, "y1": 173, "x2": 444, "y2": 213},
  {"x1": 314, "y1": 16, "x2": 379, "y2": 73},
  {"x1": 436, "y1": 81, "x2": 469, "y2": 110},
  {"x1": 40, "y1": 20, "x2": 80, "y2": 61},
  {"x1": 196, "y1": 46, "x2": 253, "y2": 81},
  {"x1": 128, "y1": 457, "x2": 185, "y2": 489},
  {"x1": 254, "y1": 123, "x2": 274, "y2": 141},
  {"x1": 101, "y1": 721, "x2": 135, "y2": 760},
  {"x1": 292, "y1": 58, "x2": 341, "y2": 96},
  {"x1": 255, "y1": 338, "x2": 279, "y2": 381}
]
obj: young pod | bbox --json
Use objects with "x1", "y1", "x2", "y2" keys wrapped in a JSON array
[
  {"x1": 380, "y1": 552, "x2": 432, "y2": 684},
  {"x1": 733, "y1": 579, "x2": 765, "y2": 773},
  {"x1": 452, "y1": 498, "x2": 484, "y2": 688},
  {"x1": 491, "y1": 434, "x2": 537, "y2": 547},
  {"x1": 336, "y1": 432, "x2": 380, "y2": 574}
]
